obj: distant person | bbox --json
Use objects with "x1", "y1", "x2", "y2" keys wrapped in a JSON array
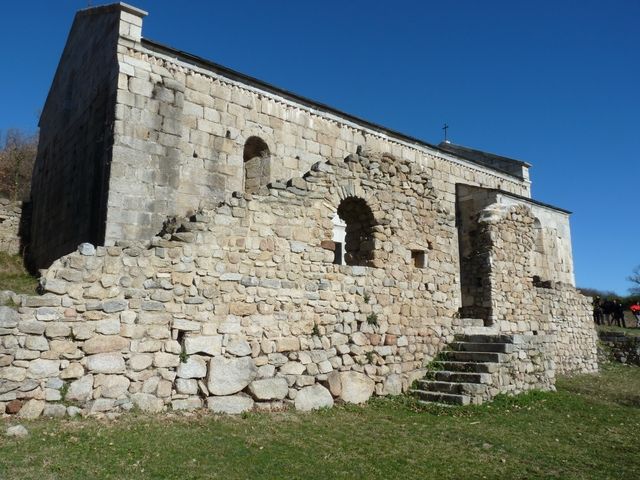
[
  {"x1": 593, "y1": 297, "x2": 604, "y2": 325},
  {"x1": 602, "y1": 299, "x2": 614, "y2": 325},
  {"x1": 613, "y1": 300, "x2": 626, "y2": 328},
  {"x1": 630, "y1": 301, "x2": 640, "y2": 328}
]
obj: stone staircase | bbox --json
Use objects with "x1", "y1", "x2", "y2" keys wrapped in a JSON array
[{"x1": 411, "y1": 320, "x2": 514, "y2": 406}]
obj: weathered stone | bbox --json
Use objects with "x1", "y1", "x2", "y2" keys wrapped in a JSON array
[
  {"x1": 95, "y1": 374, "x2": 130, "y2": 398},
  {"x1": 67, "y1": 406, "x2": 82, "y2": 417},
  {"x1": 172, "y1": 318, "x2": 201, "y2": 331},
  {"x1": 326, "y1": 370, "x2": 342, "y2": 397},
  {"x1": 43, "y1": 404, "x2": 67, "y2": 418},
  {"x1": 45, "y1": 323, "x2": 71, "y2": 338},
  {"x1": 248, "y1": 377, "x2": 288, "y2": 400},
  {"x1": 153, "y1": 352, "x2": 180, "y2": 368},
  {"x1": 129, "y1": 353, "x2": 153, "y2": 371},
  {"x1": 176, "y1": 378, "x2": 198, "y2": 394},
  {"x1": 184, "y1": 335, "x2": 222, "y2": 356},
  {"x1": 171, "y1": 398, "x2": 202, "y2": 410},
  {"x1": 83, "y1": 335, "x2": 129, "y2": 354},
  {"x1": 225, "y1": 337, "x2": 251, "y2": 356},
  {"x1": 102, "y1": 300, "x2": 128, "y2": 313},
  {"x1": 86, "y1": 353, "x2": 126, "y2": 374},
  {"x1": 66, "y1": 375, "x2": 94, "y2": 402},
  {"x1": 43, "y1": 279, "x2": 68, "y2": 295},
  {"x1": 90, "y1": 398, "x2": 116, "y2": 413},
  {"x1": 229, "y1": 303, "x2": 257, "y2": 316},
  {"x1": 18, "y1": 320, "x2": 45, "y2": 335},
  {"x1": 6, "y1": 425, "x2": 29, "y2": 437},
  {"x1": 18, "y1": 399, "x2": 45, "y2": 419},
  {"x1": 6, "y1": 399, "x2": 22, "y2": 414},
  {"x1": 0, "y1": 307, "x2": 19, "y2": 328},
  {"x1": 276, "y1": 337, "x2": 300, "y2": 352},
  {"x1": 207, "y1": 356, "x2": 257, "y2": 395},
  {"x1": 25, "y1": 336, "x2": 49, "y2": 351},
  {"x1": 177, "y1": 355, "x2": 207, "y2": 379},
  {"x1": 95, "y1": 318, "x2": 121, "y2": 335},
  {"x1": 207, "y1": 393, "x2": 254, "y2": 414},
  {"x1": 131, "y1": 393, "x2": 164, "y2": 413},
  {"x1": 27, "y1": 359, "x2": 60, "y2": 378},
  {"x1": 0, "y1": 367, "x2": 26, "y2": 382},
  {"x1": 339, "y1": 372, "x2": 375, "y2": 404},
  {"x1": 382, "y1": 374, "x2": 403, "y2": 395},
  {"x1": 280, "y1": 361, "x2": 305, "y2": 375},
  {"x1": 294, "y1": 384, "x2": 334, "y2": 411},
  {"x1": 78, "y1": 243, "x2": 96, "y2": 255},
  {"x1": 60, "y1": 362, "x2": 84, "y2": 379}
]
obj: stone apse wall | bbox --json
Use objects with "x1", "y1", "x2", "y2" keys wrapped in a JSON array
[{"x1": 1, "y1": 152, "x2": 596, "y2": 417}]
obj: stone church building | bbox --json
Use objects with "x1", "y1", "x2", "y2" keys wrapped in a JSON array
[{"x1": 0, "y1": 3, "x2": 596, "y2": 417}]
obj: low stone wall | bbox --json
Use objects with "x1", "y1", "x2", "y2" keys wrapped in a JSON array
[
  {"x1": 599, "y1": 331, "x2": 640, "y2": 366},
  {"x1": 0, "y1": 153, "x2": 463, "y2": 418},
  {"x1": 487, "y1": 334, "x2": 556, "y2": 399},
  {"x1": 0, "y1": 198, "x2": 21, "y2": 255},
  {"x1": 0, "y1": 155, "x2": 598, "y2": 418},
  {"x1": 476, "y1": 203, "x2": 598, "y2": 374}
]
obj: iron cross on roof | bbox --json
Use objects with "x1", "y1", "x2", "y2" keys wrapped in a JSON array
[{"x1": 442, "y1": 123, "x2": 449, "y2": 142}]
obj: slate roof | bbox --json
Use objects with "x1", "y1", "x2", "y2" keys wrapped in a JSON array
[{"x1": 437, "y1": 142, "x2": 531, "y2": 179}]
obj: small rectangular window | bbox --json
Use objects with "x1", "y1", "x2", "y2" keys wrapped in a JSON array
[
  {"x1": 333, "y1": 242, "x2": 343, "y2": 265},
  {"x1": 411, "y1": 250, "x2": 426, "y2": 268}
]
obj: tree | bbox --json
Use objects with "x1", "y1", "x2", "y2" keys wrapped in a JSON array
[
  {"x1": 577, "y1": 287, "x2": 617, "y2": 299},
  {"x1": 0, "y1": 129, "x2": 38, "y2": 201},
  {"x1": 628, "y1": 265, "x2": 640, "y2": 295}
]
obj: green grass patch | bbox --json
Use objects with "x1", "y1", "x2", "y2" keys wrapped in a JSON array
[
  {"x1": 1, "y1": 364, "x2": 639, "y2": 479},
  {"x1": 0, "y1": 252, "x2": 38, "y2": 296},
  {"x1": 598, "y1": 323, "x2": 640, "y2": 337}
]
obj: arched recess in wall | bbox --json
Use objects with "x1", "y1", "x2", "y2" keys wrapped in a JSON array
[
  {"x1": 243, "y1": 136, "x2": 271, "y2": 194},
  {"x1": 533, "y1": 218, "x2": 545, "y2": 254},
  {"x1": 335, "y1": 197, "x2": 376, "y2": 266}
]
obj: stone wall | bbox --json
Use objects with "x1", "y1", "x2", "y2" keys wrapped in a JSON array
[
  {"x1": 28, "y1": 4, "x2": 144, "y2": 270},
  {"x1": 457, "y1": 184, "x2": 575, "y2": 319},
  {"x1": 0, "y1": 198, "x2": 21, "y2": 255},
  {"x1": 486, "y1": 334, "x2": 556, "y2": 400},
  {"x1": 1, "y1": 151, "x2": 597, "y2": 418},
  {"x1": 599, "y1": 331, "x2": 640, "y2": 366},
  {"x1": 5, "y1": 3, "x2": 598, "y2": 418},
  {"x1": 1, "y1": 152, "x2": 468, "y2": 417},
  {"x1": 102, "y1": 5, "x2": 532, "y2": 248},
  {"x1": 474, "y1": 202, "x2": 597, "y2": 373}
]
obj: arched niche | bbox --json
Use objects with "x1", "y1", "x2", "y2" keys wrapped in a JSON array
[
  {"x1": 243, "y1": 136, "x2": 271, "y2": 194},
  {"x1": 336, "y1": 196, "x2": 376, "y2": 266}
]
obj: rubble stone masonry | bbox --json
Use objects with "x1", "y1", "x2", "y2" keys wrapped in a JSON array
[{"x1": 2, "y1": 3, "x2": 597, "y2": 418}]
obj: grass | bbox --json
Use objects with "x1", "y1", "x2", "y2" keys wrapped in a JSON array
[
  {"x1": 1, "y1": 363, "x2": 638, "y2": 479},
  {"x1": 598, "y1": 321, "x2": 640, "y2": 337},
  {"x1": 0, "y1": 252, "x2": 38, "y2": 296}
]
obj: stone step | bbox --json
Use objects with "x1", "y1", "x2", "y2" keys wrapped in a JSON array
[
  {"x1": 417, "y1": 380, "x2": 488, "y2": 395},
  {"x1": 434, "y1": 370, "x2": 493, "y2": 384},
  {"x1": 462, "y1": 325, "x2": 500, "y2": 336},
  {"x1": 441, "y1": 351, "x2": 504, "y2": 363},
  {"x1": 410, "y1": 389, "x2": 471, "y2": 406},
  {"x1": 438, "y1": 361, "x2": 500, "y2": 374},
  {"x1": 451, "y1": 341, "x2": 513, "y2": 353},
  {"x1": 456, "y1": 334, "x2": 514, "y2": 344},
  {"x1": 460, "y1": 318, "x2": 485, "y2": 328}
]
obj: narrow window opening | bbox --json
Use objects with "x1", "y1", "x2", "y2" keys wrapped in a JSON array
[
  {"x1": 333, "y1": 242, "x2": 343, "y2": 265},
  {"x1": 243, "y1": 136, "x2": 270, "y2": 194},
  {"x1": 411, "y1": 250, "x2": 426, "y2": 268},
  {"x1": 332, "y1": 212, "x2": 346, "y2": 265},
  {"x1": 336, "y1": 197, "x2": 376, "y2": 267}
]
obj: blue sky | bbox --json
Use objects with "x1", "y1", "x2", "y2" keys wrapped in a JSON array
[{"x1": 1, "y1": 0, "x2": 638, "y2": 294}]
